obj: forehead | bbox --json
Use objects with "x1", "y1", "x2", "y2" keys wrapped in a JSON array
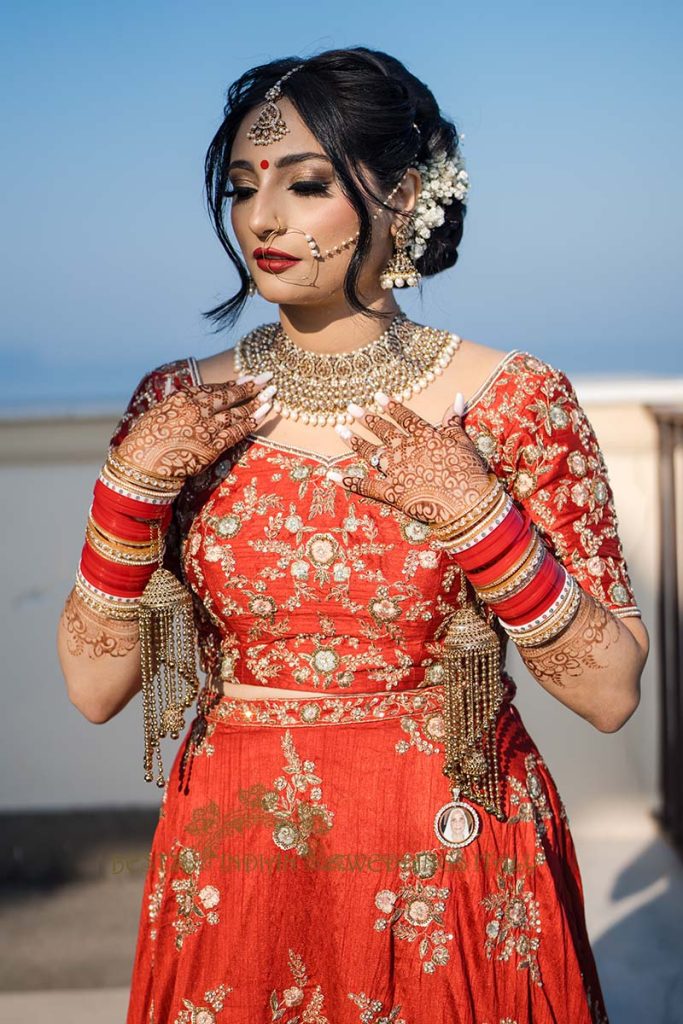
[{"x1": 231, "y1": 97, "x2": 324, "y2": 164}]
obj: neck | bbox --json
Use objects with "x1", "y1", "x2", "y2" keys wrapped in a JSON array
[{"x1": 277, "y1": 293, "x2": 403, "y2": 354}]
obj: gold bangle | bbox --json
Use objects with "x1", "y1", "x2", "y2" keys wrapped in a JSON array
[
  {"x1": 475, "y1": 531, "x2": 542, "y2": 601},
  {"x1": 74, "y1": 576, "x2": 141, "y2": 621},
  {"x1": 480, "y1": 538, "x2": 547, "y2": 605},
  {"x1": 513, "y1": 582, "x2": 583, "y2": 648},
  {"x1": 437, "y1": 490, "x2": 511, "y2": 553},
  {"x1": 85, "y1": 525, "x2": 159, "y2": 566},
  {"x1": 107, "y1": 448, "x2": 180, "y2": 487},
  {"x1": 431, "y1": 475, "x2": 504, "y2": 543},
  {"x1": 99, "y1": 466, "x2": 179, "y2": 505},
  {"x1": 88, "y1": 512, "x2": 160, "y2": 552}
]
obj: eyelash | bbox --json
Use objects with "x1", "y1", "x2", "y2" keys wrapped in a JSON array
[{"x1": 224, "y1": 182, "x2": 333, "y2": 202}]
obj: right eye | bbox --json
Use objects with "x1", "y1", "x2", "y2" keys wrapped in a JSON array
[{"x1": 224, "y1": 187, "x2": 255, "y2": 203}]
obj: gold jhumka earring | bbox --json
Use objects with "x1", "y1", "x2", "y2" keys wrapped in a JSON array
[
  {"x1": 379, "y1": 216, "x2": 421, "y2": 290},
  {"x1": 247, "y1": 64, "x2": 306, "y2": 145},
  {"x1": 433, "y1": 572, "x2": 506, "y2": 849}
]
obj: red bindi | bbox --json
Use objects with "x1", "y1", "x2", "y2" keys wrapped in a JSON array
[{"x1": 260, "y1": 159, "x2": 269, "y2": 169}]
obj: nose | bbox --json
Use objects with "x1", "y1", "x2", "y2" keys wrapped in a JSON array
[{"x1": 246, "y1": 189, "x2": 285, "y2": 241}]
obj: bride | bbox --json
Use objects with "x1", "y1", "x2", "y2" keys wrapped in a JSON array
[{"x1": 57, "y1": 46, "x2": 647, "y2": 1024}]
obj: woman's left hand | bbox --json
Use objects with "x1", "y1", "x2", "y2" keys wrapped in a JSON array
[{"x1": 327, "y1": 390, "x2": 493, "y2": 527}]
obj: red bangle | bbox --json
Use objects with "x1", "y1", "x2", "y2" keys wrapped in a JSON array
[
  {"x1": 93, "y1": 478, "x2": 172, "y2": 519},
  {"x1": 80, "y1": 541, "x2": 157, "y2": 596},
  {"x1": 90, "y1": 501, "x2": 172, "y2": 542},
  {"x1": 79, "y1": 560, "x2": 152, "y2": 599},
  {"x1": 456, "y1": 507, "x2": 527, "y2": 574},
  {"x1": 466, "y1": 512, "x2": 536, "y2": 585},
  {"x1": 491, "y1": 552, "x2": 566, "y2": 623},
  {"x1": 498, "y1": 571, "x2": 567, "y2": 627}
]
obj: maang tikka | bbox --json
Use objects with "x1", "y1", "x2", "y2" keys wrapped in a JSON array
[{"x1": 247, "y1": 63, "x2": 306, "y2": 146}]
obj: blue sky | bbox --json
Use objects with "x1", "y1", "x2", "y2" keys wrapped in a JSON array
[{"x1": 1, "y1": 0, "x2": 681, "y2": 409}]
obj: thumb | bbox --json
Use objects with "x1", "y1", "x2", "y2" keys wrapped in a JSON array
[{"x1": 441, "y1": 391, "x2": 465, "y2": 428}]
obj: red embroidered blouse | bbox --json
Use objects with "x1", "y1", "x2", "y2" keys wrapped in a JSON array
[{"x1": 109, "y1": 349, "x2": 641, "y2": 696}]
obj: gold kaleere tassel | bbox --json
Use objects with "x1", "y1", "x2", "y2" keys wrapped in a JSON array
[
  {"x1": 433, "y1": 573, "x2": 506, "y2": 849},
  {"x1": 138, "y1": 522, "x2": 200, "y2": 788}
]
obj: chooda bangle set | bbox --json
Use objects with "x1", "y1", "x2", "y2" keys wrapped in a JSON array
[
  {"x1": 430, "y1": 477, "x2": 582, "y2": 650},
  {"x1": 74, "y1": 449, "x2": 200, "y2": 789}
]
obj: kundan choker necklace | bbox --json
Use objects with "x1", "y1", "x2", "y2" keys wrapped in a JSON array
[{"x1": 234, "y1": 312, "x2": 462, "y2": 426}]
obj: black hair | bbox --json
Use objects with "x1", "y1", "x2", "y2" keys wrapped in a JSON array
[{"x1": 202, "y1": 46, "x2": 466, "y2": 331}]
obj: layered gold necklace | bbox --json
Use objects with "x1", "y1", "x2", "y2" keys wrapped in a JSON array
[{"x1": 234, "y1": 311, "x2": 462, "y2": 426}]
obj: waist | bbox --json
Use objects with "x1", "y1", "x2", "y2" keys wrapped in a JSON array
[
  {"x1": 197, "y1": 672, "x2": 517, "y2": 730},
  {"x1": 213, "y1": 651, "x2": 461, "y2": 696}
]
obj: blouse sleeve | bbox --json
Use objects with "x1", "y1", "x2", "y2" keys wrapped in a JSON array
[
  {"x1": 106, "y1": 357, "x2": 224, "y2": 680},
  {"x1": 465, "y1": 353, "x2": 641, "y2": 619},
  {"x1": 108, "y1": 359, "x2": 193, "y2": 449},
  {"x1": 106, "y1": 358, "x2": 194, "y2": 580}
]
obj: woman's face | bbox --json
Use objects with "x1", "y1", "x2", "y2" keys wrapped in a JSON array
[{"x1": 226, "y1": 98, "x2": 401, "y2": 308}]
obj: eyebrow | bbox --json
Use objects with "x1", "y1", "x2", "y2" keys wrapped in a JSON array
[{"x1": 227, "y1": 152, "x2": 333, "y2": 172}]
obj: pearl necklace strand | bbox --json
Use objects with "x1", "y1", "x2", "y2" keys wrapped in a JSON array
[{"x1": 234, "y1": 312, "x2": 462, "y2": 426}]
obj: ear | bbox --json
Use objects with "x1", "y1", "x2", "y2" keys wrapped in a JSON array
[{"x1": 390, "y1": 168, "x2": 423, "y2": 235}]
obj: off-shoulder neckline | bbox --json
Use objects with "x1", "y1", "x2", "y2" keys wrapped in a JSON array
[{"x1": 184, "y1": 348, "x2": 523, "y2": 467}]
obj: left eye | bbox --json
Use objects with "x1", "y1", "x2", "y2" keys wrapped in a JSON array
[
  {"x1": 290, "y1": 182, "x2": 332, "y2": 197},
  {"x1": 224, "y1": 182, "x2": 332, "y2": 203}
]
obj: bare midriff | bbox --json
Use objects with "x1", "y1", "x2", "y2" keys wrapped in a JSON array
[{"x1": 218, "y1": 681, "x2": 328, "y2": 701}]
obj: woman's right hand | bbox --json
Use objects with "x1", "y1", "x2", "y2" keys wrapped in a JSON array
[{"x1": 112, "y1": 374, "x2": 275, "y2": 481}]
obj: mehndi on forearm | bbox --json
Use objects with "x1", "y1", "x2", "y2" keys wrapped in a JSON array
[
  {"x1": 514, "y1": 587, "x2": 621, "y2": 688},
  {"x1": 61, "y1": 586, "x2": 140, "y2": 660},
  {"x1": 430, "y1": 479, "x2": 636, "y2": 727}
]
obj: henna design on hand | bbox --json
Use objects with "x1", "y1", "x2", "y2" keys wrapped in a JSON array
[
  {"x1": 114, "y1": 379, "x2": 272, "y2": 481},
  {"x1": 517, "y1": 589, "x2": 621, "y2": 688},
  {"x1": 337, "y1": 400, "x2": 492, "y2": 526},
  {"x1": 62, "y1": 588, "x2": 140, "y2": 659}
]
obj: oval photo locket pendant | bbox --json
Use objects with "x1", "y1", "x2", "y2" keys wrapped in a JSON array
[{"x1": 434, "y1": 786, "x2": 481, "y2": 849}]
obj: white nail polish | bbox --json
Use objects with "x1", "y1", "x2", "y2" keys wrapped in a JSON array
[
  {"x1": 257, "y1": 384, "x2": 277, "y2": 401},
  {"x1": 326, "y1": 469, "x2": 344, "y2": 483},
  {"x1": 374, "y1": 391, "x2": 390, "y2": 407},
  {"x1": 335, "y1": 423, "x2": 353, "y2": 439},
  {"x1": 253, "y1": 401, "x2": 271, "y2": 420},
  {"x1": 453, "y1": 392, "x2": 465, "y2": 416},
  {"x1": 253, "y1": 370, "x2": 274, "y2": 385},
  {"x1": 236, "y1": 374, "x2": 254, "y2": 384},
  {"x1": 347, "y1": 402, "x2": 365, "y2": 418}
]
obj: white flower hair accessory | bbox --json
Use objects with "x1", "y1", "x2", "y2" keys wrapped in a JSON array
[{"x1": 408, "y1": 143, "x2": 470, "y2": 262}]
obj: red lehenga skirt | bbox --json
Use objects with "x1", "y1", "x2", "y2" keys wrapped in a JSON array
[{"x1": 125, "y1": 674, "x2": 610, "y2": 1024}]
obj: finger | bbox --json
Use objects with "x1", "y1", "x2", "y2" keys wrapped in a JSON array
[
  {"x1": 374, "y1": 391, "x2": 435, "y2": 436},
  {"x1": 355, "y1": 411, "x2": 407, "y2": 446},
  {"x1": 336, "y1": 422, "x2": 388, "y2": 465},
  {"x1": 214, "y1": 400, "x2": 272, "y2": 442},
  {"x1": 440, "y1": 387, "x2": 466, "y2": 428},
  {"x1": 200, "y1": 379, "x2": 264, "y2": 411},
  {"x1": 228, "y1": 392, "x2": 272, "y2": 421},
  {"x1": 333, "y1": 471, "x2": 396, "y2": 506},
  {"x1": 346, "y1": 432, "x2": 387, "y2": 467}
]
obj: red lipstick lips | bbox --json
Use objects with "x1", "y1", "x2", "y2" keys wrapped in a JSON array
[
  {"x1": 253, "y1": 246, "x2": 301, "y2": 274},
  {"x1": 253, "y1": 247, "x2": 300, "y2": 260}
]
